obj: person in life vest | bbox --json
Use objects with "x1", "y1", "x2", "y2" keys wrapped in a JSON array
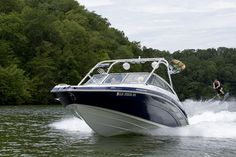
[{"x1": 213, "y1": 79, "x2": 225, "y2": 98}]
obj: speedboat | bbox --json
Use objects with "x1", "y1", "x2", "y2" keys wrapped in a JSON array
[{"x1": 51, "y1": 57, "x2": 188, "y2": 136}]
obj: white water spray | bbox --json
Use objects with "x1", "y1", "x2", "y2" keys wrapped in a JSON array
[
  {"x1": 50, "y1": 117, "x2": 92, "y2": 133},
  {"x1": 151, "y1": 100, "x2": 236, "y2": 138},
  {"x1": 50, "y1": 100, "x2": 236, "y2": 138}
]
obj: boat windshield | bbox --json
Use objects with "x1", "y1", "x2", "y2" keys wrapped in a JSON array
[
  {"x1": 104, "y1": 73, "x2": 149, "y2": 84},
  {"x1": 104, "y1": 73, "x2": 126, "y2": 84},
  {"x1": 84, "y1": 73, "x2": 174, "y2": 93},
  {"x1": 122, "y1": 73, "x2": 149, "y2": 84},
  {"x1": 84, "y1": 74, "x2": 107, "y2": 85},
  {"x1": 147, "y1": 75, "x2": 174, "y2": 93},
  {"x1": 85, "y1": 73, "x2": 149, "y2": 85}
]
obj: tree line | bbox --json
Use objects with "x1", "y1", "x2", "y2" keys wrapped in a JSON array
[{"x1": 0, "y1": 0, "x2": 235, "y2": 105}]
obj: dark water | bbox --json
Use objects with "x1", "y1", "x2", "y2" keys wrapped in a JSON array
[{"x1": 1, "y1": 101, "x2": 236, "y2": 157}]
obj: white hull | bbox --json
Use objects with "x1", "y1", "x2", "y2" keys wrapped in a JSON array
[{"x1": 66, "y1": 104, "x2": 167, "y2": 136}]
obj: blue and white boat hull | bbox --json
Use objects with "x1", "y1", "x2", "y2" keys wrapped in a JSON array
[{"x1": 52, "y1": 85, "x2": 188, "y2": 136}]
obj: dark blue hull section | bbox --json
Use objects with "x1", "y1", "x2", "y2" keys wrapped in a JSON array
[{"x1": 53, "y1": 87, "x2": 188, "y2": 127}]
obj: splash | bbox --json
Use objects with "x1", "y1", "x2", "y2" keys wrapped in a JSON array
[
  {"x1": 182, "y1": 99, "x2": 236, "y2": 116},
  {"x1": 151, "y1": 100, "x2": 236, "y2": 138},
  {"x1": 50, "y1": 117, "x2": 92, "y2": 133},
  {"x1": 50, "y1": 100, "x2": 236, "y2": 138}
]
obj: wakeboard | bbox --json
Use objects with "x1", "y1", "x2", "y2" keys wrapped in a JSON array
[
  {"x1": 218, "y1": 92, "x2": 229, "y2": 105},
  {"x1": 206, "y1": 95, "x2": 217, "y2": 103}
]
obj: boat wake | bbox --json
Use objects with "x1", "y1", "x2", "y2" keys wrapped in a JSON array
[
  {"x1": 151, "y1": 100, "x2": 236, "y2": 138},
  {"x1": 50, "y1": 100, "x2": 236, "y2": 138}
]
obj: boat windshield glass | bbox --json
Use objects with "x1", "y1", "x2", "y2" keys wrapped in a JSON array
[
  {"x1": 85, "y1": 73, "x2": 150, "y2": 85},
  {"x1": 104, "y1": 73, "x2": 149, "y2": 84},
  {"x1": 84, "y1": 73, "x2": 174, "y2": 92},
  {"x1": 85, "y1": 74, "x2": 107, "y2": 85},
  {"x1": 104, "y1": 73, "x2": 126, "y2": 84},
  {"x1": 147, "y1": 75, "x2": 174, "y2": 93},
  {"x1": 122, "y1": 73, "x2": 149, "y2": 84}
]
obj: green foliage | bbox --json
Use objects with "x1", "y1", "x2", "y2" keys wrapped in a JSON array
[
  {"x1": 0, "y1": 0, "x2": 235, "y2": 105},
  {"x1": 0, "y1": 65, "x2": 31, "y2": 105},
  {"x1": 0, "y1": 40, "x2": 19, "y2": 66},
  {"x1": 0, "y1": 0, "x2": 23, "y2": 13}
]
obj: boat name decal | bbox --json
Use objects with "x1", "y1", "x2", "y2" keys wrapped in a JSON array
[{"x1": 116, "y1": 92, "x2": 136, "y2": 97}]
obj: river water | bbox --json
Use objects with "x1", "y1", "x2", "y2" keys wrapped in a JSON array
[{"x1": 1, "y1": 100, "x2": 236, "y2": 157}]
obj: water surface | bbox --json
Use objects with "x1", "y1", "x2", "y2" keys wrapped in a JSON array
[{"x1": 1, "y1": 100, "x2": 236, "y2": 156}]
